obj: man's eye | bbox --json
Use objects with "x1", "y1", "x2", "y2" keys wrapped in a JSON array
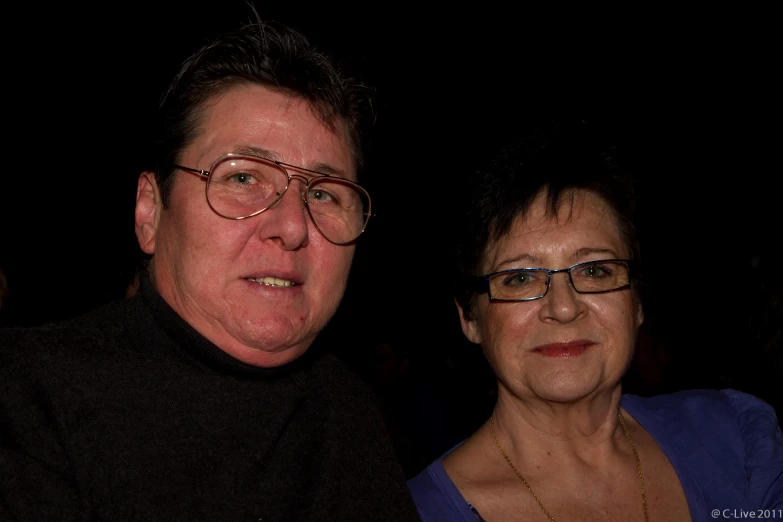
[
  {"x1": 309, "y1": 188, "x2": 335, "y2": 202},
  {"x1": 228, "y1": 172, "x2": 257, "y2": 185}
]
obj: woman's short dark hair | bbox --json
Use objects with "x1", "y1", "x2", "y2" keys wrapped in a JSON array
[
  {"x1": 452, "y1": 120, "x2": 643, "y2": 318},
  {"x1": 152, "y1": 15, "x2": 374, "y2": 205}
]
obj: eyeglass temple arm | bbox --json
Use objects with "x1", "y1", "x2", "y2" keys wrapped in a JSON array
[{"x1": 173, "y1": 164, "x2": 209, "y2": 179}]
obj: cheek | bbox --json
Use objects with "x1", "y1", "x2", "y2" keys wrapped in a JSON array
[
  {"x1": 479, "y1": 305, "x2": 536, "y2": 353},
  {"x1": 179, "y1": 216, "x2": 246, "y2": 268},
  {"x1": 591, "y1": 297, "x2": 639, "y2": 347},
  {"x1": 164, "y1": 185, "x2": 227, "y2": 257},
  {"x1": 477, "y1": 308, "x2": 535, "y2": 381},
  {"x1": 158, "y1": 207, "x2": 253, "y2": 291},
  {"x1": 312, "y1": 241, "x2": 355, "y2": 289},
  {"x1": 332, "y1": 247, "x2": 355, "y2": 283}
]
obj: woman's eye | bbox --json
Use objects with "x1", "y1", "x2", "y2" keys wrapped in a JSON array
[
  {"x1": 503, "y1": 272, "x2": 533, "y2": 286},
  {"x1": 582, "y1": 264, "x2": 609, "y2": 277}
]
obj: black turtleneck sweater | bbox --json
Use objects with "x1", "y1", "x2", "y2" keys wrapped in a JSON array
[{"x1": 0, "y1": 274, "x2": 421, "y2": 521}]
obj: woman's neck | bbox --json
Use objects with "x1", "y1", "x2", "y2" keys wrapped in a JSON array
[{"x1": 490, "y1": 385, "x2": 627, "y2": 467}]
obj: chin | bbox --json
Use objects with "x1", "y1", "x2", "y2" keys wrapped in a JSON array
[
  {"x1": 529, "y1": 373, "x2": 605, "y2": 403},
  {"x1": 239, "y1": 324, "x2": 310, "y2": 352},
  {"x1": 225, "y1": 342, "x2": 310, "y2": 368},
  {"x1": 219, "y1": 313, "x2": 308, "y2": 350}
]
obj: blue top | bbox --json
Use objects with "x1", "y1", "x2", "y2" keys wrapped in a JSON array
[{"x1": 407, "y1": 389, "x2": 783, "y2": 521}]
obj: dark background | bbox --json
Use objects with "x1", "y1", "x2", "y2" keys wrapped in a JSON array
[{"x1": 1, "y1": 4, "x2": 780, "y2": 476}]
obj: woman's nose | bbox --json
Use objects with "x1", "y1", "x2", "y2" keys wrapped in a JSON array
[{"x1": 538, "y1": 271, "x2": 585, "y2": 323}]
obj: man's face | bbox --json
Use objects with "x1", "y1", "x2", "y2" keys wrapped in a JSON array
[{"x1": 136, "y1": 84, "x2": 356, "y2": 367}]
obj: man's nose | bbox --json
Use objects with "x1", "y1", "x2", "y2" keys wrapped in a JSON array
[{"x1": 258, "y1": 175, "x2": 310, "y2": 249}]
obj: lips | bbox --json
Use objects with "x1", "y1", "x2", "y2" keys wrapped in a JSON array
[
  {"x1": 533, "y1": 340, "x2": 595, "y2": 358},
  {"x1": 245, "y1": 276, "x2": 299, "y2": 287}
]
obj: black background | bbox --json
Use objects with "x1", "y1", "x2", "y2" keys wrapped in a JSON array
[{"x1": 1, "y1": 4, "x2": 780, "y2": 474}]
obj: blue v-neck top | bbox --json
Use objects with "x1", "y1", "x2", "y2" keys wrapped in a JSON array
[{"x1": 408, "y1": 389, "x2": 783, "y2": 521}]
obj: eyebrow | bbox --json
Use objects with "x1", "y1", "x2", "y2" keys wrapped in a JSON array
[
  {"x1": 496, "y1": 247, "x2": 622, "y2": 270},
  {"x1": 496, "y1": 253, "x2": 540, "y2": 268},
  {"x1": 231, "y1": 145, "x2": 347, "y2": 177},
  {"x1": 572, "y1": 247, "x2": 621, "y2": 260},
  {"x1": 232, "y1": 145, "x2": 279, "y2": 161}
]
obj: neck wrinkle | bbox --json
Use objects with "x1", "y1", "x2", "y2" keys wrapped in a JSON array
[{"x1": 491, "y1": 385, "x2": 627, "y2": 466}]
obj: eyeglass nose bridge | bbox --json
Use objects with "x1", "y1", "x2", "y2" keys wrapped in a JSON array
[
  {"x1": 288, "y1": 173, "x2": 311, "y2": 204},
  {"x1": 268, "y1": 172, "x2": 310, "y2": 210},
  {"x1": 541, "y1": 267, "x2": 577, "y2": 297}
]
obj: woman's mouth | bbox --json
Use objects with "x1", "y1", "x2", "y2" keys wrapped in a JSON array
[{"x1": 533, "y1": 340, "x2": 595, "y2": 358}]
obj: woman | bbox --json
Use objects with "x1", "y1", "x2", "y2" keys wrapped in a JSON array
[{"x1": 407, "y1": 126, "x2": 783, "y2": 521}]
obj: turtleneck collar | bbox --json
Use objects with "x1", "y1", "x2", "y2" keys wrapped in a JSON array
[{"x1": 129, "y1": 267, "x2": 319, "y2": 379}]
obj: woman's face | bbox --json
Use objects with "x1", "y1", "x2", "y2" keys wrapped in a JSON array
[{"x1": 458, "y1": 190, "x2": 643, "y2": 403}]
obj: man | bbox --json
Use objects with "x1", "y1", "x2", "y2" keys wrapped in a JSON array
[{"x1": 0, "y1": 15, "x2": 420, "y2": 522}]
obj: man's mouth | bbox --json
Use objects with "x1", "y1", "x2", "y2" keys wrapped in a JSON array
[{"x1": 245, "y1": 277, "x2": 298, "y2": 287}]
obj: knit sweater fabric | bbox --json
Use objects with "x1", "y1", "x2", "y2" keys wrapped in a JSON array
[{"x1": 0, "y1": 273, "x2": 421, "y2": 521}]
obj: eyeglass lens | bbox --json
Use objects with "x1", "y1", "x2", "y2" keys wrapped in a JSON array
[
  {"x1": 205, "y1": 156, "x2": 369, "y2": 243},
  {"x1": 488, "y1": 260, "x2": 630, "y2": 300}
]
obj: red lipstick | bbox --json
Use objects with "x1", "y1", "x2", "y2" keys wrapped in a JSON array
[{"x1": 533, "y1": 340, "x2": 594, "y2": 358}]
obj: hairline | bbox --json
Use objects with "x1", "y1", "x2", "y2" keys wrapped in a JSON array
[
  {"x1": 468, "y1": 186, "x2": 641, "y2": 316},
  {"x1": 160, "y1": 80, "x2": 360, "y2": 202}
]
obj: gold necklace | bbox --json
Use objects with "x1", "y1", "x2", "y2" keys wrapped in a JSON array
[{"x1": 488, "y1": 413, "x2": 649, "y2": 522}]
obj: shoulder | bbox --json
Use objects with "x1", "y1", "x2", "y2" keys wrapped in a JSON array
[
  {"x1": 1, "y1": 299, "x2": 132, "y2": 346},
  {"x1": 624, "y1": 389, "x2": 783, "y2": 506},
  {"x1": 407, "y1": 460, "x2": 447, "y2": 502},
  {"x1": 0, "y1": 300, "x2": 134, "y2": 383},
  {"x1": 308, "y1": 353, "x2": 378, "y2": 405},
  {"x1": 407, "y1": 444, "x2": 475, "y2": 522},
  {"x1": 623, "y1": 388, "x2": 781, "y2": 446},
  {"x1": 299, "y1": 353, "x2": 423, "y2": 517},
  {"x1": 623, "y1": 388, "x2": 779, "y2": 431},
  {"x1": 407, "y1": 462, "x2": 462, "y2": 521},
  {"x1": 305, "y1": 352, "x2": 393, "y2": 435}
]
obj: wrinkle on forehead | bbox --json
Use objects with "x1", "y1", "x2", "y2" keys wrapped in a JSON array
[
  {"x1": 516, "y1": 190, "x2": 613, "y2": 236},
  {"x1": 188, "y1": 84, "x2": 354, "y2": 175},
  {"x1": 483, "y1": 190, "x2": 621, "y2": 268},
  {"x1": 271, "y1": 91, "x2": 352, "y2": 164}
]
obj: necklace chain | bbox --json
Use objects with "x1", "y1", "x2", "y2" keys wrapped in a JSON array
[{"x1": 488, "y1": 412, "x2": 649, "y2": 522}]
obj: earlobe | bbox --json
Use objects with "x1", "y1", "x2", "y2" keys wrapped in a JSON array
[
  {"x1": 636, "y1": 302, "x2": 645, "y2": 327},
  {"x1": 455, "y1": 298, "x2": 483, "y2": 345},
  {"x1": 135, "y1": 172, "x2": 161, "y2": 255}
]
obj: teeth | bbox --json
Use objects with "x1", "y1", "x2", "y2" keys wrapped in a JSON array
[{"x1": 248, "y1": 277, "x2": 295, "y2": 287}]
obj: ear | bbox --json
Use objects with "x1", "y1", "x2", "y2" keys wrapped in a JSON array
[
  {"x1": 635, "y1": 300, "x2": 645, "y2": 327},
  {"x1": 455, "y1": 298, "x2": 483, "y2": 345},
  {"x1": 135, "y1": 172, "x2": 162, "y2": 255}
]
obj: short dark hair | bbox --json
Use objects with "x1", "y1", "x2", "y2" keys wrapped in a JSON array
[
  {"x1": 152, "y1": 14, "x2": 374, "y2": 205},
  {"x1": 452, "y1": 120, "x2": 643, "y2": 318}
]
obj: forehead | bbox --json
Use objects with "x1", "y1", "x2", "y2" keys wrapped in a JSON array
[
  {"x1": 188, "y1": 84, "x2": 355, "y2": 177},
  {"x1": 484, "y1": 190, "x2": 628, "y2": 267}
]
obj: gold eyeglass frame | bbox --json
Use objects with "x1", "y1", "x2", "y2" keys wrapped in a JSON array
[{"x1": 173, "y1": 153, "x2": 372, "y2": 245}]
